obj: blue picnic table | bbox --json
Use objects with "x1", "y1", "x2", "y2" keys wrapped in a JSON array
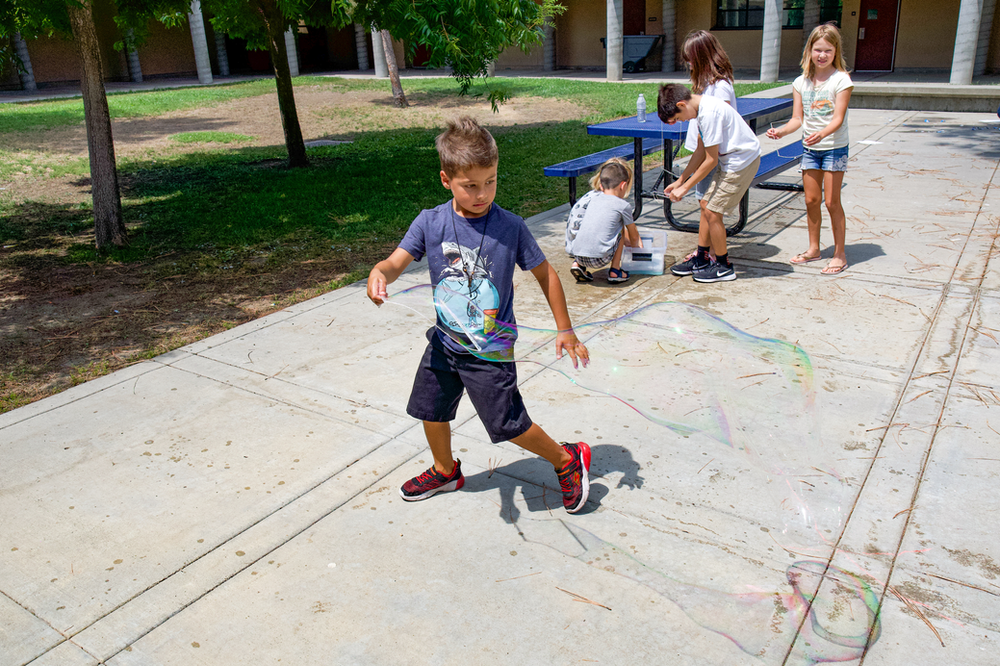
[{"x1": 587, "y1": 97, "x2": 800, "y2": 235}]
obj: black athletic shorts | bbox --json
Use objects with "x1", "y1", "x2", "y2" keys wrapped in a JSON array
[{"x1": 406, "y1": 328, "x2": 533, "y2": 443}]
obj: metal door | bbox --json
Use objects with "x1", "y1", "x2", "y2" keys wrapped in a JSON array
[
  {"x1": 624, "y1": 0, "x2": 646, "y2": 35},
  {"x1": 854, "y1": 0, "x2": 900, "y2": 71}
]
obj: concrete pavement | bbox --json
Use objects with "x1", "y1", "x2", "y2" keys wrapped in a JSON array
[{"x1": 2, "y1": 107, "x2": 999, "y2": 665}]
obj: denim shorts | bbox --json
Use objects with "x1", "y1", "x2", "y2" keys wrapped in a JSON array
[
  {"x1": 801, "y1": 145, "x2": 849, "y2": 172},
  {"x1": 406, "y1": 328, "x2": 533, "y2": 443}
]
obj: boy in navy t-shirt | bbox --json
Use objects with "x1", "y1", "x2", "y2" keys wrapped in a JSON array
[{"x1": 367, "y1": 117, "x2": 592, "y2": 513}]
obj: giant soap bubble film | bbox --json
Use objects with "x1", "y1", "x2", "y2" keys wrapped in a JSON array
[{"x1": 386, "y1": 283, "x2": 881, "y2": 662}]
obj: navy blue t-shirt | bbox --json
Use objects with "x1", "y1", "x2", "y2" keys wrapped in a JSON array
[{"x1": 399, "y1": 201, "x2": 546, "y2": 354}]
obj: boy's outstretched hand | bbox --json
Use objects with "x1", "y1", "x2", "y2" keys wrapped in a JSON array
[
  {"x1": 367, "y1": 249, "x2": 415, "y2": 307},
  {"x1": 556, "y1": 330, "x2": 589, "y2": 369},
  {"x1": 367, "y1": 269, "x2": 389, "y2": 306}
]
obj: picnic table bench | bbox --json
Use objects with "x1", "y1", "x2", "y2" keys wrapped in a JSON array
[
  {"x1": 543, "y1": 137, "x2": 664, "y2": 206},
  {"x1": 561, "y1": 97, "x2": 803, "y2": 236}
]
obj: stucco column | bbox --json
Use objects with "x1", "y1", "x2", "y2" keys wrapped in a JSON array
[
  {"x1": 214, "y1": 29, "x2": 230, "y2": 76},
  {"x1": 951, "y1": 0, "x2": 983, "y2": 84},
  {"x1": 974, "y1": 0, "x2": 996, "y2": 76},
  {"x1": 660, "y1": 0, "x2": 676, "y2": 72},
  {"x1": 606, "y1": 0, "x2": 623, "y2": 82},
  {"x1": 284, "y1": 28, "x2": 299, "y2": 77},
  {"x1": 760, "y1": 0, "x2": 782, "y2": 82},
  {"x1": 126, "y1": 29, "x2": 143, "y2": 82},
  {"x1": 187, "y1": 0, "x2": 213, "y2": 84},
  {"x1": 13, "y1": 32, "x2": 37, "y2": 92},
  {"x1": 354, "y1": 24, "x2": 370, "y2": 70},
  {"x1": 543, "y1": 21, "x2": 555, "y2": 71},
  {"x1": 372, "y1": 25, "x2": 388, "y2": 78},
  {"x1": 802, "y1": 0, "x2": 820, "y2": 47}
]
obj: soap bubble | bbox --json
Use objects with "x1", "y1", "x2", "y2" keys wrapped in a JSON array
[
  {"x1": 385, "y1": 284, "x2": 851, "y2": 552},
  {"x1": 519, "y1": 519, "x2": 881, "y2": 664}
]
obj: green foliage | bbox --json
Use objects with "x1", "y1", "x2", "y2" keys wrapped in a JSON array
[
  {"x1": 170, "y1": 131, "x2": 254, "y2": 144},
  {"x1": 0, "y1": 78, "x2": 278, "y2": 132},
  {"x1": 1, "y1": 77, "x2": 784, "y2": 264},
  {"x1": 0, "y1": 0, "x2": 74, "y2": 39},
  {"x1": 353, "y1": 0, "x2": 564, "y2": 98}
]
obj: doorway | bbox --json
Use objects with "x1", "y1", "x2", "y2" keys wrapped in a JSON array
[
  {"x1": 624, "y1": 0, "x2": 646, "y2": 35},
  {"x1": 854, "y1": 0, "x2": 900, "y2": 71}
]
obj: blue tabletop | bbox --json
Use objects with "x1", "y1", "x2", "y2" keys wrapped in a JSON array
[{"x1": 587, "y1": 97, "x2": 793, "y2": 139}]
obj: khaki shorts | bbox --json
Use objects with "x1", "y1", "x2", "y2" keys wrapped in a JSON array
[{"x1": 703, "y1": 156, "x2": 761, "y2": 215}]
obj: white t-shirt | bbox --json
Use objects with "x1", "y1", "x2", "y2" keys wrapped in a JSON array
[
  {"x1": 696, "y1": 95, "x2": 761, "y2": 173},
  {"x1": 793, "y1": 70, "x2": 854, "y2": 150},
  {"x1": 685, "y1": 79, "x2": 738, "y2": 152}
]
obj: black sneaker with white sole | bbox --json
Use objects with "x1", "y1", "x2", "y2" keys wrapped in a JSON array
[
  {"x1": 670, "y1": 255, "x2": 712, "y2": 276},
  {"x1": 693, "y1": 262, "x2": 736, "y2": 283}
]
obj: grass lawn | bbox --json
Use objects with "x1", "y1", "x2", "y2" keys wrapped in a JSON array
[{"x1": 0, "y1": 75, "x2": 784, "y2": 412}]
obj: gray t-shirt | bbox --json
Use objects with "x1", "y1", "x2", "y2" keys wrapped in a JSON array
[{"x1": 568, "y1": 191, "x2": 633, "y2": 259}]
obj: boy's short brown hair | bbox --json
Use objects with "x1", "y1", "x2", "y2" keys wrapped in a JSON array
[
  {"x1": 657, "y1": 83, "x2": 693, "y2": 123},
  {"x1": 435, "y1": 116, "x2": 499, "y2": 177}
]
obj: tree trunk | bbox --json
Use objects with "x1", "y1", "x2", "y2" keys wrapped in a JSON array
[
  {"x1": 67, "y1": 0, "x2": 127, "y2": 250},
  {"x1": 255, "y1": 0, "x2": 308, "y2": 167},
  {"x1": 381, "y1": 30, "x2": 408, "y2": 108}
]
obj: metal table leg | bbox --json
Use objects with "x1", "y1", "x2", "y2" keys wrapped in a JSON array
[{"x1": 632, "y1": 137, "x2": 644, "y2": 218}]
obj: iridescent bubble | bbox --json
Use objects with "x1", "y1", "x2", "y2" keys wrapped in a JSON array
[
  {"x1": 519, "y1": 518, "x2": 881, "y2": 665},
  {"x1": 385, "y1": 284, "x2": 851, "y2": 552}
]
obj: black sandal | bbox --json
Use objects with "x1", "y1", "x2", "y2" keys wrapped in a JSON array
[{"x1": 570, "y1": 264, "x2": 594, "y2": 283}]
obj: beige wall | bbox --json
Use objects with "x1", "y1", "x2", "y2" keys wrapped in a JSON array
[
  {"x1": 556, "y1": 0, "x2": 607, "y2": 68},
  {"x1": 895, "y1": 0, "x2": 960, "y2": 69},
  {"x1": 137, "y1": 21, "x2": 197, "y2": 77},
  {"x1": 497, "y1": 42, "x2": 544, "y2": 70},
  {"x1": 512, "y1": 0, "x2": 993, "y2": 74},
  {"x1": 714, "y1": 30, "x2": 807, "y2": 74},
  {"x1": 25, "y1": 3, "x2": 128, "y2": 85},
  {"x1": 24, "y1": 34, "x2": 81, "y2": 84},
  {"x1": 839, "y1": 0, "x2": 859, "y2": 68}
]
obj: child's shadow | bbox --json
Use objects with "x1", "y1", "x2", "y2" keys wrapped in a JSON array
[{"x1": 464, "y1": 443, "x2": 644, "y2": 523}]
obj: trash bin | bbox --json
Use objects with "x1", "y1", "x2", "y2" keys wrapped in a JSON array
[{"x1": 600, "y1": 35, "x2": 663, "y2": 73}]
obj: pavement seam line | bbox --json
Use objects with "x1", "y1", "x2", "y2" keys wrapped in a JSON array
[
  {"x1": 28, "y1": 435, "x2": 417, "y2": 662},
  {"x1": 92, "y1": 447, "x2": 422, "y2": 664},
  {"x1": 853, "y1": 148, "x2": 1000, "y2": 665}
]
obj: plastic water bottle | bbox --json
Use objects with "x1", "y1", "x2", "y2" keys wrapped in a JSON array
[{"x1": 637, "y1": 93, "x2": 647, "y2": 122}]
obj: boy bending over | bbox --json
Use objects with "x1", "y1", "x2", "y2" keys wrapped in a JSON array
[
  {"x1": 658, "y1": 83, "x2": 761, "y2": 283},
  {"x1": 367, "y1": 117, "x2": 593, "y2": 513}
]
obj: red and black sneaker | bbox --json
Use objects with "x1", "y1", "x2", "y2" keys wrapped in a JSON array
[
  {"x1": 399, "y1": 460, "x2": 465, "y2": 502},
  {"x1": 557, "y1": 442, "x2": 591, "y2": 513}
]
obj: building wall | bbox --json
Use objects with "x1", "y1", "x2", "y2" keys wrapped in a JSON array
[
  {"x1": 324, "y1": 25, "x2": 359, "y2": 70},
  {"x1": 990, "y1": 2, "x2": 1000, "y2": 71},
  {"x1": 1, "y1": 37, "x2": 21, "y2": 88},
  {"x1": 497, "y1": 42, "x2": 544, "y2": 69},
  {"x1": 895, "y1": 0, "x2": 960, "y2": 69},
  {"x1": 501, "y1": 0, "x2": 995, "y2": 75},
  {"x1": 25, "y1": 34, "x2": 83, "y2": 84},
  {"x1": 137, "y1": 20, "x2": 197, "y2": 78},
  {"x1": 556, "y1": 0, "x2": 608, "y2": 68}
]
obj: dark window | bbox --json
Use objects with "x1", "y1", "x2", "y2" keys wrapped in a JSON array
[{"x1": 715, "y1": 1, "x2": 842, "y2": 30}]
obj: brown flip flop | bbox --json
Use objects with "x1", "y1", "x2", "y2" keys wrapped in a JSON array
[
  {"x1": 790, "y1": 252, "x2": 823, "y2": 264},
  {"x1": 821, "y1": 261, "x2": 848, "y2": 275}
]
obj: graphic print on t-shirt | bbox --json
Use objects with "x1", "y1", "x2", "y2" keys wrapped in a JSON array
[
  {"x1": 803, "y1": 89, "x2": 835, "y2": 121},
  {"x1": 434, "y1": 240, "x2": 501, "y2": 349}
]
